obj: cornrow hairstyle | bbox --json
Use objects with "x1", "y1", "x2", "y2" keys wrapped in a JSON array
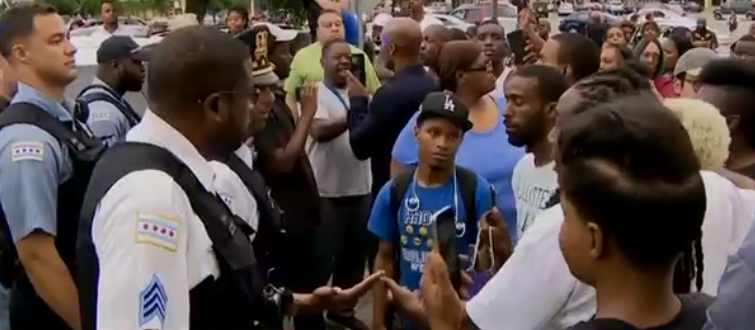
[
  {"x1": 558, "y1": 93, "x2": 705, "y2": 290},
  {"x1": 570, "y1": 68, "x2": 650, "y2": 115},
  {"x1": 544, "y1": 68, "x2": 651, "y2": 213},
  {"x1": 573, "y1": 71, "x2": 704, "y2": 293}
]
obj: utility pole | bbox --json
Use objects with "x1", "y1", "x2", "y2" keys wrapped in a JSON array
[{"x1": 492, "y1": 0, "x2": 499, "y2": 19}]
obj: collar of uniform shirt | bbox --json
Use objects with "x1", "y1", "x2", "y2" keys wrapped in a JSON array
[
  {"x1": 12, "y1": 82, "x2": 75, "y2": 121},
  {"x1": 132, "y1": 110, "x2": 216, "y2": 190}
]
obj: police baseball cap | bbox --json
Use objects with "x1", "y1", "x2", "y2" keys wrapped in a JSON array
[
  {"x1": 417, "y1": 92, "x2": 473, "y2": 132},
  {"x1": 96, "y1": 35, "x2": 152, "y2": 64},
  {"x1": 236, "y1": 25, "x2": 280, "y2": 86},
  {"x1": 673, "y1": 48, "x2": 717, "y2": 77}
]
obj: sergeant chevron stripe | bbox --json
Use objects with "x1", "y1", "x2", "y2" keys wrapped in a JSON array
[{"x1": 139, "y1": 275, "x2": 168, "y2": 327}]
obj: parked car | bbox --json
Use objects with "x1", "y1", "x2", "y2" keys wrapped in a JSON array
[
  {"x1": 429, "y1": 13, "x2": 474, "y2": 32},
  {"x1": 681, "y1": 1, "x2": 702, "y2": 13},
  {"x1": 450, "y1": 2, "x2": 518, "y2": 24},
  {"x1": 714, "y1": 0, "x2": 754, "y2": 19},
  {"x1": 631, "y1": 7, "x2": 695, "y2": 26},
  {"x1": 559, "y1": 11, "x2": 620, "y2": 34},
  {"x1": 558, "y1": 2, "x2": 575, "y2": 16},
  {"x1": 607, "y1": 0, "x2": 628, "y2": 14}
]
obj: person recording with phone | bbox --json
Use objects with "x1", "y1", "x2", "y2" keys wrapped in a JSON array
[{"x1": 368, "y1": 92, "x2": 496, "y2": 330}]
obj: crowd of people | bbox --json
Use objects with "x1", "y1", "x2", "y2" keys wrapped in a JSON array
[{"x1": 0, "y1": 0, "x2": 754, "y2": 329}]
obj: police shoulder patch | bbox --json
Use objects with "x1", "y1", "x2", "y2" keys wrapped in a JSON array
[
  {"x1": 11, "y1": 141, "x2": 45, "y2": 162},
  {"x1": 139, "y1": 274, "x2": 168, "y2": 328},
  {"x1": 134, "y1": 212, "x2": 180, "y2": 251},
  {"x1": 89, "y1": 107, "x2": 111, "y2": 122}
]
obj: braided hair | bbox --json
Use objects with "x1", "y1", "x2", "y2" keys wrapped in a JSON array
[
  {"x1": 571, "y1": 69, "x2": 704, "y2": 293},
  {"x1": 545, "y1": 68, "x2": 650, "y2": 208}
]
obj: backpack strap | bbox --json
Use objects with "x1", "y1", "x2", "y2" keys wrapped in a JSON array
[
  {"x1": 455, "y1": 167, "x2": 480, "y2": 228},
  {"x1": 78, "y1": 85, "x2": 141, "y2": 127},
  {"x1": 80, "y1": 142, "x2": 256, "y2": 266}
]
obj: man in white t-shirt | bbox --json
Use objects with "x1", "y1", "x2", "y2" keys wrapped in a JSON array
[
  {"x1": 503, "y1": 65, "x2": 567, "y2": 236},
  {"x1": 308, "y1": 38, "x2": 373, "y2": 329}
]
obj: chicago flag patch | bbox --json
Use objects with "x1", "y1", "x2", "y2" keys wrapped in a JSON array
[
  {"x1": 11, "y1": 141, "x2": 44, "y2": 162},
  {"x1": 135, "y1": 213, "x2": 180, "y2": 251}
]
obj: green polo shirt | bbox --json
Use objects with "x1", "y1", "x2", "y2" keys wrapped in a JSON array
[{"x1": 283, "y1": 42, "x2": 381, "y2": 96}]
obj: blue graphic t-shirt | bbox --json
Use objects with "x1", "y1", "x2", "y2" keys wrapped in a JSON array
[
  {"x1": 367, "y1": 173, "x2": 495, "y2": 291},
  {"x1": 391, "y1": 94, "x2": 524, "y2": 244}
]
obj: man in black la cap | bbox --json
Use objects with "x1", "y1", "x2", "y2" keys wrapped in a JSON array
[
  {"x1": 79, "y1": 35, "x2": 151, "y2": 146},
  {"x1": 368, "y1": 90, "x2": 496, "y2": 330}
]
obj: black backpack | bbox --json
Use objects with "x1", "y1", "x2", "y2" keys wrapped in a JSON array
[{"x1": 76, "y1": 85, "x2": 140, "y2": 127}]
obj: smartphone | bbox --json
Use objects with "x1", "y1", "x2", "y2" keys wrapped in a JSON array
[
  {"x1": 507, "y1": 30, "x2": 527, "y2": 66},
  {"x1": 350, "y1": 53, "x2": 367, "y2": 85},
  {"x1": 431, "y1": 206, "x2": 461, "y2": 289}
]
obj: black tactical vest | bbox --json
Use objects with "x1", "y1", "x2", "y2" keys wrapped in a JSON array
[
  {"x1": 76, "y1": 84, "x2": 141, "y2": 127},
  {"x1": 0, "y1": 102, "x2": 104, "y2": 330},
  {"x1": 224, "y1": 154, "x2": 286, "y2": 283},
  {"x1": 77, "y1": 142, "x2": 279, "y2": 330}
]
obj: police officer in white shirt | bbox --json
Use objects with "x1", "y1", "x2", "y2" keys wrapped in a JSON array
[{"x1": 76, "y1": 26, "x2": 380, "y2": 330}]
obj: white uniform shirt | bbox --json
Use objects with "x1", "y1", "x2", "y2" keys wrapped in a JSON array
[
  {"x1": 91, "y1": 110, "x2": 258, "y2": 330},
  {"x1": 466, "y1": 171, "x2": 755, "y2": 330},
  {"x1": 209, "y1": 145, "x2": 260, "y2": 241}
]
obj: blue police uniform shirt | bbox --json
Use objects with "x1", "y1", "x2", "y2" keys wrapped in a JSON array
[
  {"x1": 83, "y1": 78, "x2": 133, "y2": 147},
  {"x1": 0, "y1": 82, "x2": 74, "y2": 244},
  {"x1": 368, "y1": 174, "x2": 494, "y2": 290}
]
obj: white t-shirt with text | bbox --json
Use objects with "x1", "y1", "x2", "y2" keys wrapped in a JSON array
[{"x1": 511, "y1": 153, "x2": 558, "y2": 236}]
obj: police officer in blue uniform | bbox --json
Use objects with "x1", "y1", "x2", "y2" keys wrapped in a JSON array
[
  {"x1": 79, "y1": 35, "x2": 150, "y2": 147},
  {"x1": 0, "y1": 4, "x2": 103, "y2": 330}
]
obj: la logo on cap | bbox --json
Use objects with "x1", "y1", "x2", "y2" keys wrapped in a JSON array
[{"x1": 443, "y1": 95, "x2": 455, "y2": 112}]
